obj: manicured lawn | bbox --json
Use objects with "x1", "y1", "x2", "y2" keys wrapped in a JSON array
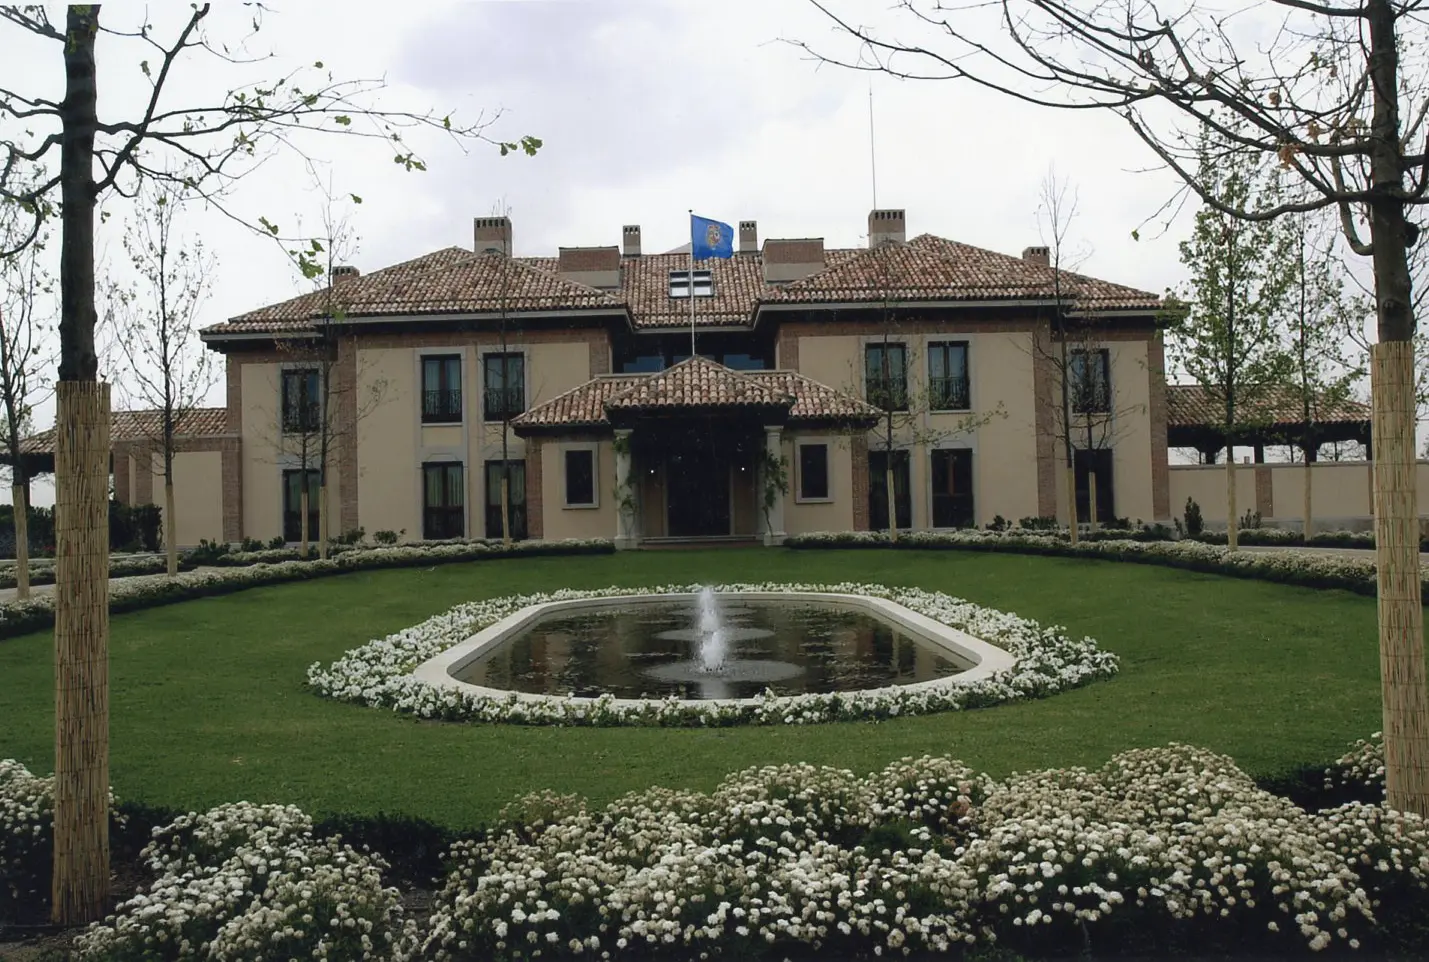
[{"x1": 0, "y1": 548, "x2": 1401, "y2": 830}]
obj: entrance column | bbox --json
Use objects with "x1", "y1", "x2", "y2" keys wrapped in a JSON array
[
  {"x1": 614, "y1": 428, "x2": 637, "y2": 550},
  {"x1": 762, "y1": 425, "x2": 786, "y2": 546}
]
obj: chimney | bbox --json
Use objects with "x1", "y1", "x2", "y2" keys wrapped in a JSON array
[
  {"x1": 622, "y1": 224, "x2": 642, "y2": 257},
  {"x1": 868, "y1": 209, "x2": 906, "y2": 248},
  {"x1": 762, "y1": 238, "x2": 825, "y2": 283},
  {"x1": 331, "y1": 264, "x2": 360, "y2": 284},
  {"x1": 558, "y1": 246, "x2": 621, "y2": 289},
  {"x1": 1022, "y1": 246, "x2": 1051, "y2": 267},
  {"x1": 474, "y1": 215, "x2": 512, "y2": 255},
  {"x1": 739, "y1": 220, "x2": 758, "y2": 254}
]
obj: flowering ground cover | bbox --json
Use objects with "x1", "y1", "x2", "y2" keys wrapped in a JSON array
[{"x1": 0, "y1": 548, "x2": 1394, "y2": 830}]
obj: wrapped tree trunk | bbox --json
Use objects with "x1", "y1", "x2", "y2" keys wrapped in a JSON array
[
  {"x1": 1370, "y1": 341, "x2": 1429, "y2": 815},
  {"x1": 51, "y1": 380, "x2": 111, "y2": 923},
  {"x1": 500, "y1": 472, "x2": 511, "y2": 545},
  {"x1": 1088, "y1": 472, "x2": 1099, "y2": 530},
  {"x1": 1225, "y1": 455, "x2": 1239, "y2": 551},
  {"x1": 884, "y1": 461, "x2": 897, "y2": 542},
  {"x1": 164, "y1": 478, "x2": 177, "y2": 577},
  {"x1": 1064, "y1": 464, "x2": 1079, "y2": 544},
  {"x1": 13, "y1": 482, "x2": 30, "y2": 600},
  {"x1": 300, "y1": 485, "x2": 310, "y2": 558},
  {"x1": 318, "y1": 477, "x2": 329, "y2": 560},
  {"x1": 1303, "y1": 460, "x2": 1314, "y2": 542}
]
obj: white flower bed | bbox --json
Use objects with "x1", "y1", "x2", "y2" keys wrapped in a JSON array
[
  {"x1": 0, "y1": 538, "x2": 613, "y2": 639},
  {"x1": 305, "y1": 582, "x2": 1117, "y2": 727},
  {"x1": 74, "y1": 801, "x2": 414, "y2": 962},
  {"x1": 420, "y1": 744, "x2": 1429, "y2": 960}
]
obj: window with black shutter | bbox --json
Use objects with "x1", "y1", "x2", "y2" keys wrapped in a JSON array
[
  {"x1": 421, "y1": 355, "x2": 462, "y2": 423},
  {"x1": 422, "y1": 462, "x2": 465, "y2": 540},
  {"x1": 483, "y1": 353, "x2": 525, "y2": 421},
  {"x1": 931, "y1": 449, "x2": 975, "y2": 528},
  {"x1": 281, "y1": 369, "x2": 321, "y2": 433},
  {"x1": 864, "y1": 343, "x2": 908, "y2": 411},
  {"x1": 928, "y1": 342, "x2": 970, "y2": 411},
  {"x1": 564, "y1": 448, "x2": 596, "y2": 507},
  {"x1": 798, "y1": 443, "x2": 829, "y2": 501}
]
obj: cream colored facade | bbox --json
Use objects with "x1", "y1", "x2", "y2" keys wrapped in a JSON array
[{"x1": 1169, "y1": 461, "x2": 1429, "y2": 529}]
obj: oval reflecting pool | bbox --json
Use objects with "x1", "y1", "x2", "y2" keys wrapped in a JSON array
[{"x1": 451, "y1": 596, "x2": 970, "y2": 700}]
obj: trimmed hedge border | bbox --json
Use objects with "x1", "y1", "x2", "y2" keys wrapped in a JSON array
[
  {"x1": 0, "y1": 539, "x2": 614, "y2": 641},
  {"x1": 784, "y1": 529, "x2": 1429, "y2": 603}
]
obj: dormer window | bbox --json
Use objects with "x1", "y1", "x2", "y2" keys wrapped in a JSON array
[{"x1": 669, "y1": 269, "x2": 713, "y2": 298}]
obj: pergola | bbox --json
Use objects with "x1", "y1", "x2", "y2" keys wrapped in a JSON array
[{"x1": 1167, "y1": 385, "x2": 1373, "y2": 463}]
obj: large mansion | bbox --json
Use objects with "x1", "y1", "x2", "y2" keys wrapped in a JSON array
[{"x1": 23, "y1": 208, "x2": 1396, "y2": 547}]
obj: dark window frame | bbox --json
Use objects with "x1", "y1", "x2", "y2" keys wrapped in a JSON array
[
  {"x1": 668, "y1": 269, "x2": 714, "y2": 298},
  {"x1": 868, "y1": 449, "x2": 912, "y2": 532},
  {"x1": 281, "y1": 468, "x2": 321, "y2": 543},
  {"x1": 280, "y1": 368, "x2": 321, "y2": 434},
  {"x1": 927, "y1": 341, "x2": 971, "y2": 412},
  {"x1": 563, "y1": 447, "x2": 597, "y2": 508},
  {"x1": 483, "y1": 352, "x2": 526, "y2": 421},
  {"x1": 930, "y1": 448, "x2": 976, "y2": 528},
  {"x1": 421, "y1": 354, "x2": 463, "y2": 424},
  {"x1": 485, "y1": 459, "x2": 529, "y2": 540},
  {"x1": 797, "y1": 442, "x2": 830, "y2": 502},
  {"x1": 1074, "y1": 448, "x2": 1116, "y2": 524},
  {"x1": 864, "y1": 342, "x2": 909, "y2": 412},
  {"x1": 422, "y1": 461, "x2": 466, "y2": 540},
  {"x1": 1070, "y1": 348, "x2": 1112, "y2": 414}
]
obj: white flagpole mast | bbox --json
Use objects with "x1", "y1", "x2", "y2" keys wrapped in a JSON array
[{"x1": 688, "y1": 208, "x2": 696, "y2": 358}]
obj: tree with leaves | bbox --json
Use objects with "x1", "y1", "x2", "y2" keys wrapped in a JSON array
[
  {"x1": 799, "y1": 0, "x2": 1429, "y2": 819},
  {"x1": 0, "y1": 5, "x2": 537, "y2": 923},
  {"x1": 0, "y1": 183, "x2": 52, "y2": 600},
  {"x1": 108, "y1": 182, "x2": 216, "y2": 575},
  {"x1": 1173, "y1": 140, "x2": 1294, "y2": 550},
  {"x1": 1278, "y1": 210, "x2": 1368, "y2": 539}
]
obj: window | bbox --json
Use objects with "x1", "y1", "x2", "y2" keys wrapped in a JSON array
[
  {"x1": 1070, "y1": 348, "x2": 1111, "y2": 414},
  {"x1": 797, "y1": 443, "x2": 829, "y2": 501},
  {"x1": 928, "y1": 342, "x2": 970, "y2": 411},
  {"x1": 868, "y1": 450, "x2": 911, "y2": 531},
  {"x1": 564, "y1": 448, "x2": 596, "y2": 507},
  {"x1": 422, "y1": 462, "x2": 465, "y2": 540},
  {"x1": 864, "y1": 343, "x2": 908, "y2": 411},
  {"x1": 485, "y1": 460, "x2": 528, "y2": 540},
  {"x1": 668, "y1": 269, "x2": 714, "y2": 298},
  {"x1": 483, "y1": 353, "x2": 525, "y2": 421},
  {"x1": 1074, "y1": 449, "x2": 1115, "y2": 524},
  {"x1": 421, "y1": 355, "x2": 463, "y2": 424},
  {"x1": 281, "y1": 469, "x2": 321, "y2": 543},
  {"x1": 931, "y1": 449, "x2": 975, "y2": 528},
  {"x1": 281, "y1": 369, "x2": 321, "y2": 433}
]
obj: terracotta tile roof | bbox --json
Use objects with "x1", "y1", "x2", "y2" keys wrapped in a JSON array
[
  {"x1": 208, "y1": 249, "x2": 624, "y2": 336},
  {"x1": 760, "y1": 235, "x2": 1161, "y2": 311},
  {"x1": 513, "y1": 362, "x2": 879, "y2": 433},
  {"x1": 604, "y1": 356, "x2": 791, "y2": 412},
  {"x1": 207, "y1": 230, "x2": 1160, "y2": 339},
  {"x1": 1167, "y1": 385, "x2": 1371, "y2": 428},
  {"x1": 19, "y1": 407, "x2": 231, "y2": 455}
]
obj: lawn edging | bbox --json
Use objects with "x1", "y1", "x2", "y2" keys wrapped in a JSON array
[
  {"x1": 785, "y1": 529, "x2": 1428, "y2": 602},
  {"x1": 0, "y1": 538, "x2": 614, "y2": 641}
]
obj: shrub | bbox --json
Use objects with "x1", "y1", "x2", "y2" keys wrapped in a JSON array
[
  {"x1": 986, "y1": 514, "x2": 1010, "y2": 532},
  {"x1": 1017, "y1": 515, "x2": 1059, "y2": 531},
  {"x1": 109, "y1": 501, "x2": 162, "y2": 553},
  {"x1": 239, "y1": 536, "x2": 265, "y2": 552},
  {"x1": 1241, "y1": 507, "x2": 1264, "y2": 529},
  {"x1": 267, "y1": 535, "x2": 286, "y2": 549},
  {"x1": 333, "y1": 527, "x2": 366, "y2": 546},
  {"x1": 373, "y1": 529, "x2": 402, "y2": 545},
  {"x1": 1183, "y1": 496, "x2": 1204, "y2": 535},
  {"x1": 185, "y1": 538, "x2": 232, "y2": 565}
]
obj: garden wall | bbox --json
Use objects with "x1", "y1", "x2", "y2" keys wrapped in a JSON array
[{"x1": 1169, "y1": 460, "x2": 1428, "y2": 532}]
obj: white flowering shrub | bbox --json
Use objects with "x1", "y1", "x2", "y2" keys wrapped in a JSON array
[
  {"x1": 0, "y1": 758, "x2": 125, "y2": 922},
  {"x1": 419, "y1": 744, "x2": 1429, "y2": 960},
  {"x1": 74, "y1": 804, "x2": 414, "y2": 961},
  {"x1": 1326, "y1": 732, "x2": 1386, "y2": 800},
  {"x1": 306, "y1": 582, "x2": 1118, "y2": 728}
]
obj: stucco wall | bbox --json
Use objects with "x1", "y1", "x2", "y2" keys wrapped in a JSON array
[
  {"x1": 540, "y1": 439, "x2": 616, "y2": 541},
  {"x1": 783, "y1": 431, "x2": 856, "y2": 534},
  {"x1": 1171, "y1": 461, "x2": 1429, "y2": 528},
  {"x1": 357, "y1": 347, "x2": 421, "y2": 538},
  {"x1": 153, "y1": 450, "x2": 224, "y2": 547},
  {"x1": 239, "y1": 360, "x2": 341, "y2": 542}
]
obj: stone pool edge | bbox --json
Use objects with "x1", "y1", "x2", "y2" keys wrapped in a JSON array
[{"x1": 409, "y1": 591, "x2": 1019, "y2": 709}]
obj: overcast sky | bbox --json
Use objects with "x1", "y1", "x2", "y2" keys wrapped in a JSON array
[{"x1": 9, "y1": 1, "x2": 1387, "y2": 503}]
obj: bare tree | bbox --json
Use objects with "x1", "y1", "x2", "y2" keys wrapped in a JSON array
[
  {"x1": 109, "y1": 181, "x2": 217, "y2": 575},
  {"x1": 0, "y1": 5, "x2": 537, "y2": 922},
  {"x1": 0, "y1": 182, "x2": 53, "y2": 599},
  {"x1": 795, "y1": 0, "x2": 1429, "y2": 816}
]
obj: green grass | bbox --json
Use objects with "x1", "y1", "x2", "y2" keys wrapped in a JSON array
[{"x1": 0, "y1": 548, "x2": 1405, "y2": 830}]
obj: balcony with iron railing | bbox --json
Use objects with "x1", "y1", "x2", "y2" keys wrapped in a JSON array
[
  {"x1": 483, "y1": 386, "x2": 526, "y2": 421},
  {"x1": 865, "y1": 377, "x2": 909, "y2": 413},
  {"x1": 929, "y1": 377, "x2": 970, "y2": 412},
  {"x1": 422, "y1": 389, "x2": 463, "y2": 424}
]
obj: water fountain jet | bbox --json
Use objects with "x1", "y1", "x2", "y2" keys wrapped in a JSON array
[{"x1": 695, "y1": 586, "x2": 727, "y2": 673}]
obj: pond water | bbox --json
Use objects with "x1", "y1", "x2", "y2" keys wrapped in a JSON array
[{"x1": 451, "y1": 597, "x2": 968, "y2": 700}]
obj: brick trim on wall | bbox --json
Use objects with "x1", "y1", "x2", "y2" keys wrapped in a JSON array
[
  {"x1": 112, "y1": 444, "x2": 132, "y2": 504},
  {"x1": 337, "y1": 335, "x2": 360, "y2": 534},
  {"x1": 133, "y1": 447, "x2": 153, "y2": 505},
  {"x1": 777, "y1": 329, "x2": 800, "y2": 370},
  {"x1": 226, "y1": 356, "x2": 243, "y2": 435},
  {"x1": 220, "y1": 438, "x2": 243, "y2": 542},
  {"x1": 1148, "y1": 334, "x2": 1171, "y2": 520},
  {"x1": 851, "y1": 434, "x2": 869, "y2": 531},
  {"x1": 1254, "y1": 464, "x2": 1274, "y2": 519},
  {"x1": 588, "y1": 338, "x2": 611, "y2": 375},
  {"x1": 1032, "y1": 325, "x2": 1060, "y2": 519},
  {"x1": 526, "y1": 437, "x2": 544, "y2": 540}
]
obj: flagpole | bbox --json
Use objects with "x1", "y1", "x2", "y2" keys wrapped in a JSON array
[{"x1": 688, "y1": 208, "x2": 696, "y2": 358}]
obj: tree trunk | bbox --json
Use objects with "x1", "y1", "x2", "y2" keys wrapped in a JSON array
[
  {"x1": 318, "y1": 479, "x2": 329, "y2": 560},
  {"x1": 500, "y1": 472, "x2": 511, "y2": 545},
  {"x1": 13, "y1": 482, "x2": 30, "y2": 601},
  {"x1": 300, "y1": 485, "x2": 310, "y2": 558},
  {"x1": 885, "y1": 461, "x2": 898, "y2": 542},
  {"x1": 1226, "y1": 454, "x2": 1239, "y2": 551},
  {"x1": 1371, "y1": 341, "x2": 1429, "y2": 815},
  {"x1": 1303, "y1": 460, "x2": 1314, "y2": 543},
  {"x1": 1064, "y1": 464, "x2": 1079, "y2": 545},
  {"x1": 51, "y1": 381, "x2": 110, "y2": 924},
  {"x1": 164, "y1": 479, "x2": 177, "y2": 577},
  {"x1": 1087, "y1": 472, "x2": 1099, "y2": 530}
]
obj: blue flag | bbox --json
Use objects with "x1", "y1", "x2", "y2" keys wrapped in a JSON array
[{"x1": 690, "y1": 214, "x2": 735, "y2": 260}]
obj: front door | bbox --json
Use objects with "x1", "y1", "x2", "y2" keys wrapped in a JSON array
[
  {"x1": 666, "y1": 449, "x2": 731, "y2": 537},
  {"x1": 485, "y1": 459, "x2": 527, "y2": 540},
  {"x1": 868, "y1": 449, "x2": 912, "y2": 532}
]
